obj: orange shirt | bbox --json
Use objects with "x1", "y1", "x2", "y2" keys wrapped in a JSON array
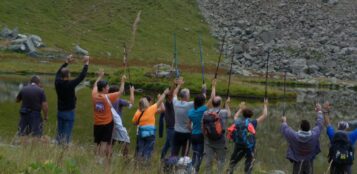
[
  {"x1": 92, "y1": 87, "x2": 120, "y2": 125},
  {"x1": 132, "y1": 104, "x2": 158, "y2": 126}
]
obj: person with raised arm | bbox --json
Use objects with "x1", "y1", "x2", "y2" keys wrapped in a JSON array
[{"x1": 55, "y1": 54, "x2": 89, "y2": 144}]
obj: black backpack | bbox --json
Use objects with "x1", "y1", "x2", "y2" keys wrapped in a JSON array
[{"x1": 328, "y1": 131, "x2": 354, "y2": 165}]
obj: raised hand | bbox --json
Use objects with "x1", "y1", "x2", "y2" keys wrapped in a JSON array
[
  {"x1": 97, "y1": 69, "x2": 104, "y2": 78},
  {"x1": 322, "y1": 101, "x2": 331, "y2": 113},
  {"x1": 65, "y1": 54, "x2": 74, "y2": 64},
  {"x1": 83, "y1": 55, "x2": 90, "y2": 64},
  {"x1": 211, "y1": 78, "x2": 217, "y2": 87},
  {"x1": 281, "y1": 116, "x2": 287, "y2": 123},
  {"x1": 315, "y1": 103, "x2": 322, "y2": 112}
]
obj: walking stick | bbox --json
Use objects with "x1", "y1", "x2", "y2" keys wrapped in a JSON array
[
  {"x1": 173, "y1": 33, "x2": 180, "y2": 79},
  {"x1": 264, "y1": 51, "x2": 270, "y2": 99},
  {"x1": 226, "y1": 48, "x2": 234, "y2": 98},
  {"x1": 214, "y1": 32, "x2": 227, "y2": 79},
  {"x1": 123, "y1": 43, "x2": 132, "y2": 86},
  {"x1": 283, "y1": 71, "x2": 287, "y2": 117},
  {"x1": 199, "y1": 34, "x2": 205, "y2": 84}
]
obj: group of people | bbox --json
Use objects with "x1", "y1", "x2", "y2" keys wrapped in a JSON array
[
  {"x1": 281, "y1": 102, "x2": 357, "y2": 174},
  {"x1": 15, "y1": 55, "x2": 356, "y2": 173}
]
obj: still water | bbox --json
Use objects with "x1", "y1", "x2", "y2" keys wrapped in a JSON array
[{"x1": 0, "y1": 74, "x2": 356, "y2": 173}]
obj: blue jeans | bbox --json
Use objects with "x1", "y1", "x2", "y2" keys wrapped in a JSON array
[
  {"x1": 18, "y1": 110, "x2": 43, "y2": 137},
  {"x1": 191, "y1": 134, "x2": 204, "y2": 172},
  {"x1": 56, "y1": 111, "x2": 75, "y2": 144},
  {"x1": 161, "y1": 128, "x2": 174, "y2": 159},
  {"x1": 136, "y1": 135, "x2": 155, "y2": 160}
]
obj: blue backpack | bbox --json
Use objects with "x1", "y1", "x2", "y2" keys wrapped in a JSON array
[
  {"x1": 328, "y1": 132, "x2": 354, "y2": 165},
  {"x1": 233, "y1": 118, "x2": 255, "y2": 149}
]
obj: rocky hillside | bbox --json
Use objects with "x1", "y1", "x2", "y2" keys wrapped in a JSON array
[{"x1": 197, "y1": 0, "x2": 357, "y2": 80}]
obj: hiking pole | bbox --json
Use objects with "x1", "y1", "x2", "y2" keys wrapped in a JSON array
[
  {"x1": 283, "y1": 71, "x2": 287, "y2": 117},
  {"x1": 123, "y1": 43, "x2": 132, "y2": 87},
  {"x1": 173, "y1": 33, "x2": 180, "y2": 79},
  {"x1": 214, "y1": 32, "x2": 227, "y2": 79},
  {"x1": 226, "y1": 48, "x2": 234, "y2": 98},
  {"x1": 199, "y1": 33, "x2": 205, "y2": 84},
  {"x1": 264, "y1": 51, "x2": 270, "y2": 99}
]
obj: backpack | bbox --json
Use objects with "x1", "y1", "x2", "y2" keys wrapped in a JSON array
[
  {"x1": 328, "y1": 132, "x2": 354, "y2": 165},
  {"x1": 202, "y1": 110, "x2": 223, "y2": 141},
  {"x1": 232, "y1": 118, "x2": 255, "y2": 149}
]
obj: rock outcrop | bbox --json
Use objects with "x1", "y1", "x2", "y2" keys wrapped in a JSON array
[{"x1": 197, "y1": 0, "x2": 357, "y2": 80}]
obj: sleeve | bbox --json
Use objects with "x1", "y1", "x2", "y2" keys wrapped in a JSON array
[
  {"x1": 173, "y1": 96, "x2": 179, "y2": 105},
  {"x1": 132, "y1": 110, "x2": 140, "y2": 124},
  {"x1": 326, "y1": 125, "x2": 335, "y2": 141},
  {"x1": 119, "y1": 99, "x2": 130, "y2": 107},
  {"x1": 349, "y1": 128, "x2": 357, "y2": 144},
  {"x1": 109, "y1": 92, "x2": 120, "y2": 103},
  {"x1": 55, "y1": 63, "x2": 68, "y2": 81},
  {"x1": 69, "y1": 65, "x2": 88, "y2": 87},
  {"x1": 281, "y1": 122, "x2": 297, "y2": 142},
  {"x1": 150, "y1": 103, "x2": 159, "y2": 114},
  {"x1": 312, "y1": 112, "x2": 324, "y2": 136}
]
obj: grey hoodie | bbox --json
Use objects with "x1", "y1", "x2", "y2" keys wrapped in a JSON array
[{"x1": 281, "y1": 112, "x2": 324, "y2": 162}]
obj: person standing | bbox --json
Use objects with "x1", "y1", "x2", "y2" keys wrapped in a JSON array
[
  {"x1": 159, "y1": 88, "x2": 175, "y2": 159},
  {"x1": 132, "y1": 88, "x2": 169, "y2": 161},
  {"x1": 16, "y1": 75, "x2": 48, "y2": 137},
  {"x1": 228, "y1": 99, "x2": 268, "y2": 174},
  {"x1": 203, "y1": 80, "x2": 232, "y2": 174},
  {"x1": 92, "y1": 70, "x2": 125, "y2": 164},
  {"x1": 323, "y1": 102, "x2": 356, "y2": 174},
  {"x1": 280, "y1": 103, "x2": 324, "y2": 174},
  {"x1": 108, "y1": 85, "x2": 135, "y2": 156},
  {"x1": 55, "y1": 54, "x2": 89, "y2": 144}
]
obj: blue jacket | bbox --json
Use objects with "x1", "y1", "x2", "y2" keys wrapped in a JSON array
[{"x1": 326, "y1": 125, "x2": 357, "y2": 146}]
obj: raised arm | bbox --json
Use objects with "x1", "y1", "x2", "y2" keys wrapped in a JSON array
[
  {"x1": 118, "y1": 75, "x2": 126, "y2": 95},
  {"x1": 156, "y1": 88, "x2": 170, "y2": 107},
  {"x1": 322, "y1": 101, "x2": 331, "y2": 126},
  {"x1": 256, "y1": 99, "x2": 268, "y2": 124},
  {"x1": 93, "y1": 69, "x2": 104, "y2": 92},
  {"x1": 129, "y1": 86, "x2": 135, "y2": 105},
  {"x1": 225, "y1": 97, "x2": 232, "y2": 118},
  {"x1": 234, "y1": 102, "x2": 246, "y2": 120},
  {"x1": 206, "y1": 79, "x2": 216, "y2": 107},
  {"x1": 173, "y1": 77, "x2": 184, "y2": 98},
  {"x1": 69, "y1": 55, "x2": 89, "y2": 87},
  {"x1": 55, "y1": 55, "x2": 72, "y2": 80}
]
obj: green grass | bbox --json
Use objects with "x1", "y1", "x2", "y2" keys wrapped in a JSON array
[{"x1": 0, "y1": 0, "x2": 218, "y2": 66}]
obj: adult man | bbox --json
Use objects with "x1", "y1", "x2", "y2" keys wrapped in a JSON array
[
  {"x1": 281, "y1": 103, "x2": 324, "y2": 174},
  {"x1": 203, "y1": 79, "x2": 231, "y2": 174},
  {"x1": 55, "y1": 54, "x2": 89, "y2": 144},
  {"x1": 92, "y1": 70, "x2": 125, "y2": 164},
  {"x1": 159, "y1": 89, "x2": 175, "y2": 159},
  {"x1": 171, "y1": 77, "x2": 204, "y2": 156},
  {"x1": 16, "y1": 75, "x2": 48, "y2": 137},
  {"x1": 228, "y1": 99, "x2": 268, "y2": 174},
  {"x1": 323, "y1": 102, "x2": 357, "y2": 174}
]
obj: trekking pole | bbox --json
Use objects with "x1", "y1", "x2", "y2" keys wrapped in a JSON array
[
  {"x1": 214, "y1": 32, "x2": 227, "y2": 79},
  {"x1": 283, "y1": 71, "x2": 287, "y2": 117},
  {"x1": 199, "y1": 33, "x2": 205, "y2": 84},
  {"x1": 264, "y1": 51, "x2": 270, "y2": 99},
  {"x1": 173, "y1": 33, "x2": 180, "y2": 79},
  {"x1": 226, "y1": 48, "x2": 234, "y2": 98},
  {"x1": 122, "y1": 43, "x2": 132, "y2": 87},
  {"x1": 324, "y1": 160, "x2": 333, "y2": 174}
]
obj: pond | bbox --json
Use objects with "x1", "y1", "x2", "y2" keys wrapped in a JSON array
[{"x1": 0, "y1": 74, "x2": 356, "y2": 173}]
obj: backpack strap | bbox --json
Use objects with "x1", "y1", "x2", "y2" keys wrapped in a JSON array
[{"x1": 136, "y1": 110, "x2": 146, "y2": 125}]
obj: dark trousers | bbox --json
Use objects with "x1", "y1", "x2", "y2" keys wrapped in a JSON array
[
  {"x1": 330, "y1": 164, "x2": 351, "y2": 174},
  {"x1": 171, "y1": 131, "x2": 191, "y2": 156},
  {"x1": 161, "y1": 128, "x2": 175, "y2": 159},
  {"x1": 191, "y1": 134, "x2": 204, "y2": 172},
  {"x1": 18, "y1": 110, "x2": 43, "y2": 137},
  {"x1": 228, "y1": 144, "x2": 255, "y2": 174},
  {"x1": 292, "y1": 160, "x2": 313, "y2": 174},
  {"x1": 136, "y1": 135, "x2": 155, "y2": 160},
  {"x1": 56, "y1": 110, "x2": 75, "y2": 144}
]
